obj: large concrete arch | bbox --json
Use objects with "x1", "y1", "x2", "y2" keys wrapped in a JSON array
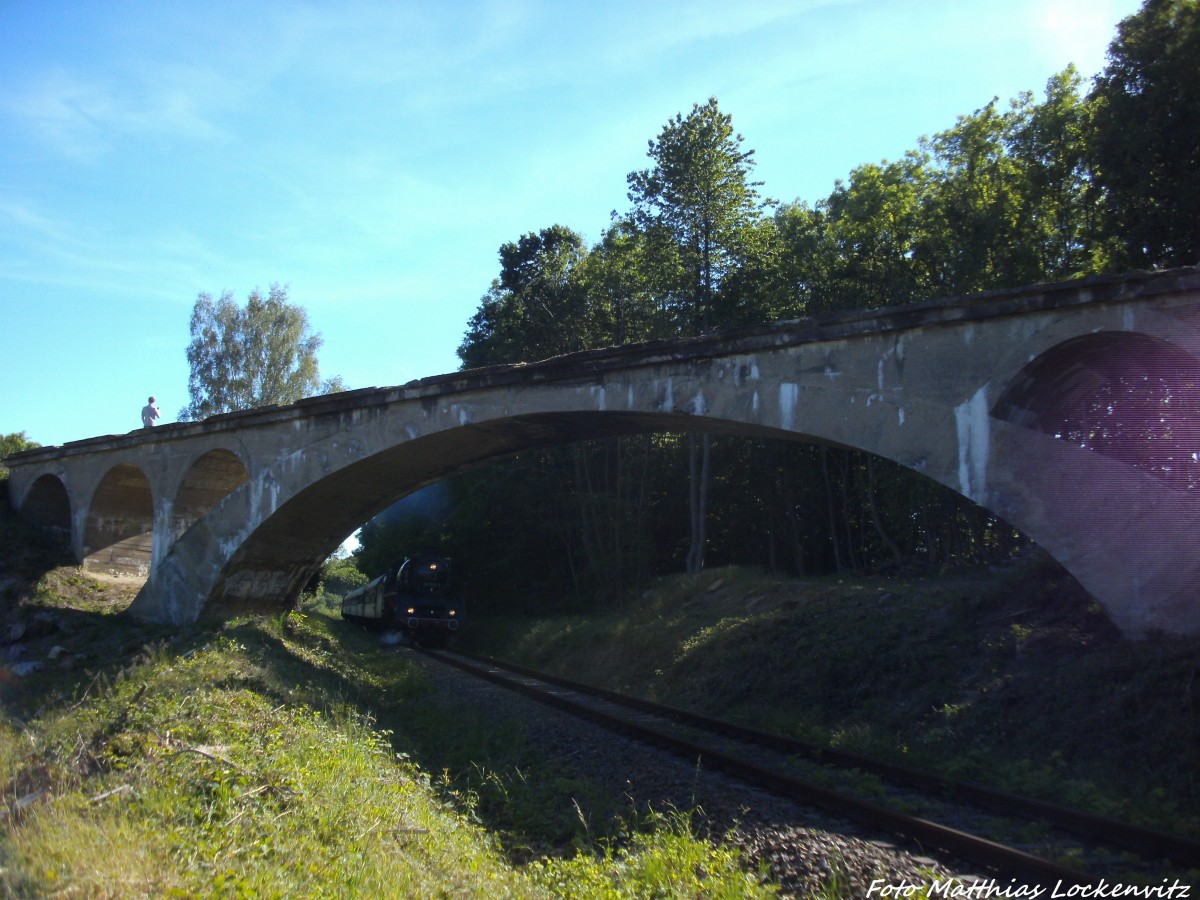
[{"x1": 134, "y1": 409, "x2": 724, "y2": 622}]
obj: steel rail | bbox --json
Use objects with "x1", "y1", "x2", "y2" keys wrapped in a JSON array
[
  {"x1": 448, "y1": 651, "x2": 1200, "y2": 872},
  {"x1": 425, "y1": 649, "x2": 1106, "y2": 886}
]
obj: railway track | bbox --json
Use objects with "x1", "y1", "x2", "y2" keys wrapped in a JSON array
[{"x1": 423, "y1": 649, "x2": 1200, "y2": 887}]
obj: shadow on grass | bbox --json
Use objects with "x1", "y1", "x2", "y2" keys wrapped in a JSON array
[
  {"x1": 0, "y1": 606, "x2": 191, "y2": 719},
  {"x1": 217, "y1": 613, "x2": 672, "y2": 859}
]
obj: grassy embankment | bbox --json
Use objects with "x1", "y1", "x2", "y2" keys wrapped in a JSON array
[
  {"x1": 0, "y1": 503, "x2": 777, "y2": 898},
  {"x1": 5, "y1": 485, "x2": 1198, "y2": 893},
  {"x1": 456, "y1": 554, "x2": 1200, "y2": 847}
]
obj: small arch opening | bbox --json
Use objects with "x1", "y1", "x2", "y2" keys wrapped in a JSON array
[
  {"x1": 173, "y1": 449, "x2": 250, "y2": 542},
  {"x1": 22, "y1": 473, "x2": 72, "y2": 533},
  {"x1": 84, "y1": 463, "x2": 154, "y2": 578},
  {"x1": 993, "y1": 332, "x2": 1200, "y2": 491}
]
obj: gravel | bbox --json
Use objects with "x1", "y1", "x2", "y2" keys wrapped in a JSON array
[{"x1": 403, "y1": 646, "x2": 979, "y2": 898}]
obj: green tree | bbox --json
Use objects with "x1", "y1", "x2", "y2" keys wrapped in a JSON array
[
  {"x1": 580, "y1": 220, "x2": 675, "y2": 345},
  {"x1": 914, "y1": 71, "x2": 1104, "y2": 293},
  {"x1": 0, "y1": 432, "x2": 40, "y2": 480},
  {"x1": 1089, "y1": 0, "x2": 1200, "y2": 268},
  {"x1": 626, "y1": 97, "x2": 768, "y2": 334},
  {"x1": 626, "y1": 98, "x2": 768, "y2": 575},
  {"x1": 919, "y1": 98, "x2": 1027, "y2": 294},
  {"x1": 758, "y1": 69, "x2": 1098, "y2": 322},
  {"x1": 710, "y1": 214, "x2": 792, "y2": 326},
  {"x1": 755, "y1": 201, "x2": 839, "y2": 317},
  {"x1": 320, "y1": 555, "x2": 368, "y2": 599},
  {"x1": 458, "y1": 226, "x2": 590, "y2": 369},
  {"x1": 180, "y1": 284, "x2": 342, "y2": 421},
  {"x1": 1008, "y1": 67, "x2": 1102, "y2": 277},
  {"x1": 821, "y1": 153, "x2": 934, "y2": 310}
]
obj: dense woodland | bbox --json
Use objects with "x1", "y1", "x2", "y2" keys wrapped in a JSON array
[{"x1": 351, "y1": 2, "x2": 1200, "y2": 611}]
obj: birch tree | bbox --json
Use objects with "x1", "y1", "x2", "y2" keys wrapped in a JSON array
[{"x1": 181, "y1": 284, "x2": 341, "y2": 421}]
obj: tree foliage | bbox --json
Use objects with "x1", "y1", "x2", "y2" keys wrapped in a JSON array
[
  {"x1": 181, "y1": 284, "x2": 342, "y2": 421},
  {"x1": 319, "y1": 555, "x2": 369, "y2": 598},
  {"x1": 458, "y1": 226, "x2": 590, "y2": 368},
  {"x1": 0, "y1": 432, "x2": 40, "y2": 480},
  {"x1": 627, "y1": 97, "x2": 768, "y2": 334},
  {"x1": 1011, "y1": 67, "x2": 1101, "y2": 277},
  {"x1": 1089, "y1": 0, "x2": 1200, "y2": 268},
  {"x1": 580, "y1": 220, "x2": 676, "y2": 345},
  {"x1": 820, "y1": 153, "x2": 934, "y2": 308}
]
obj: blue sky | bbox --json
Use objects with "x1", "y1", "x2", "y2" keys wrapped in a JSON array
[{"x1": 2, "y1": 0, "x2": 1142, "y2": 449}]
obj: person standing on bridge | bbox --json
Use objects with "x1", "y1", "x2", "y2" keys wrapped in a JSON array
[{"x1": 141, "y1": 396, "x2": 160, "y2": 428}]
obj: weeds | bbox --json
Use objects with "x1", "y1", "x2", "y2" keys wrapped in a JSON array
[
  {"x1": 526, "y1": 810, "x2": 776, "y2": 898},
  {"x1": 1, "y1": 619, "x2": 534, "y2": 896}
]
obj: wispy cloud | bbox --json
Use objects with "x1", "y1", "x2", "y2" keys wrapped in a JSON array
[
  {"x1": 0, "y1": 196, "x2": 229, "y2": 302},
  {"x1": 4, "y1": 61, "x2": 234, "y2": 162},
  {"x1": 6, "y1": 69, "x2": 118, "y2": 160}
]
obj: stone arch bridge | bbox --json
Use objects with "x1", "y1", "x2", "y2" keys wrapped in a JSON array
[{"x1": 6, "y1": 268, "x2": 1200, "y2": 637}]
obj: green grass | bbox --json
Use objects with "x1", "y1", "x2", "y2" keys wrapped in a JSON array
[
  {"x1": 1, "y1": 561, "x2": 778, "y2": 897},
  {"x1": 2, "y1": 619, "x2": 527, "y2": 897}
]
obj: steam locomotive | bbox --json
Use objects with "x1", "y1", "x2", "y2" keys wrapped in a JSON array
[{"x1": 341, "y1": 554, "x2": 462, "y2": 645}]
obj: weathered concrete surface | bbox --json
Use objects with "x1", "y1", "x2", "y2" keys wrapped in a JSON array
[{"x1": 7, "y1": 267, "x2": 1200, "y2": 636}]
